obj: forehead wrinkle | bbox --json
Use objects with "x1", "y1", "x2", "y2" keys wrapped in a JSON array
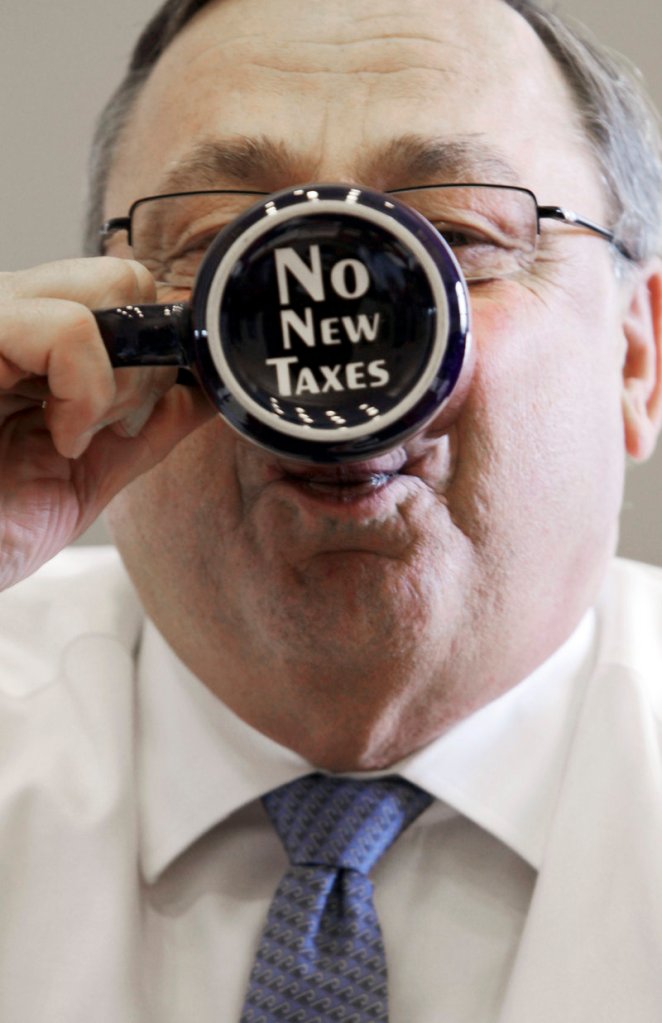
[{"x1": 245, "y1": 43, "x2": 460, "y2": 77}]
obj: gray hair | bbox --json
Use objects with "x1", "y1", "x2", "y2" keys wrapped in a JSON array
[{"x1": 84, "y1": 0, "x2": 662, "y2": 263}]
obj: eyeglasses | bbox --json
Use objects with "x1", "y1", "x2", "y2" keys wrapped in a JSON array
[{"x1": 100, "y1": 183, "x2": 633, "y2": 290}]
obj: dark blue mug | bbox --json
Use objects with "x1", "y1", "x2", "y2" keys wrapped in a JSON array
[{"x1": 95, "y1": 183, "x2": 472, "y2": 463}]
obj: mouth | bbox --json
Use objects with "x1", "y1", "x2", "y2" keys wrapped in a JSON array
[
  {"x1": 283, "y1": 469, "x2": 399, "y2": 501},
  {"x1": 277, "y1": 453, "x2": 409, "y2": 504}
]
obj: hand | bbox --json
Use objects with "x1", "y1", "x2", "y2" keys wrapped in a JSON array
[{"x1": 0, "y1": 257, "x2": 213, "y2": 590}]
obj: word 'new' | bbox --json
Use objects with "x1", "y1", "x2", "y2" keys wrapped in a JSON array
[
  {"x1": 275, "y1": 244, "x2": 382, "y2": 350},
  {"x1": 281, "y1": 309, "x2": 380, "y2": 349}
]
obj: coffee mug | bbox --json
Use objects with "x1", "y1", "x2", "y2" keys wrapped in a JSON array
[{"x1": 95, "y1": 183, "x2": 472, "y2": 463}]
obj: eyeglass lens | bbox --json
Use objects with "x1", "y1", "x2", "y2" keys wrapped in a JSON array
[{"x1": 128, "y1": 185, "x2": 540, "y2": 290}]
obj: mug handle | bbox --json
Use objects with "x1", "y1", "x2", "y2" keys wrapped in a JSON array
[{"x1": 93, "y1": 303, "x2": 191, "y2": 368}]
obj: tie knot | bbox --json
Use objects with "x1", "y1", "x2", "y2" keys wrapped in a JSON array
[{"x1": 262, "y1": 773, "x2": 432, "y2": 875}]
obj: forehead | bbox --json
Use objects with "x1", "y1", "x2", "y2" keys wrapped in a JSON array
[{"x1": 107, "y1": 0, "x2": 600, "y2": 212}]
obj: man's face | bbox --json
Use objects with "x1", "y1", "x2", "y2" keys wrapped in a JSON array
[{"x1": 105, "y1": 0, "x2": 635, "y2": 768}]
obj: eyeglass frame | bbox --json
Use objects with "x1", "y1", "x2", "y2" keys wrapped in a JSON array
[{"x1": 99, "y1": 181, "x2": 635, "y2": 265}]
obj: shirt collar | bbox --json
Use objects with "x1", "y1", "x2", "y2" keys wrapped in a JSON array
[
  {"x1": 136, "y1": 620, "x2": 311, "y2": 883},
  {"x1": 394, "y1": 608, "x2": 597, "y2": 868},
  {"x1": 137, "y1": 611, "x2": 596, "y2": 882}
]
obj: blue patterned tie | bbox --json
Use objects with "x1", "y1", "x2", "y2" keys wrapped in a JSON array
[{"x1": 240, "y1": 773, "x2": 432, "y2": 1022}]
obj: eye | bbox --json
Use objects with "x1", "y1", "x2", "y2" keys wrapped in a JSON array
[
  {"x1": 431, "y1": 219, "x2": 505, "y2": 250},
  {"x1": 431, "y1": 221, "x2": 531, "y2": 282},
  {"x1": 435, "y1": 226, "x2": 493, "y2": 249},
  {"x1": 144, "y1": 227, "x2": 225, "y2": 288}
]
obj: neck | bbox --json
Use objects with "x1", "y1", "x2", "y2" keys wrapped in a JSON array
[{"x1": 174, "y1": 635, "x2": 507, "y2": 771}]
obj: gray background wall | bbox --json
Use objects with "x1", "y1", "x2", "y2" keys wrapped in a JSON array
[{"x1": 0, "y1": 0, "x2": 660, "y2": 561}]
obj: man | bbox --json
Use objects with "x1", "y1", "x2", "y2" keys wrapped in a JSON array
[{"x1": 1, "y1": 0, "x2": 661, "y2": 1019}]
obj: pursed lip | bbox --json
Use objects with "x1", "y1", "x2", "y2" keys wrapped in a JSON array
[
  {"x1": 269, "y1": 449, "x2": 413, "y2": 502},
  {"x1": 252, "y1": 425, "x2": 455, "y2": 511}
]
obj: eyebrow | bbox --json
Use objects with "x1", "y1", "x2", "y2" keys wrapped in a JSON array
[
  {"x1": 365, "y1": 134, "x2": 522, "y2": 188},
  {"x1": 155, "y1": 137, "x2": 296, "y2": 194},
  {"x1": 152, "y1": 132, "x2": 522, "y2": 196}
]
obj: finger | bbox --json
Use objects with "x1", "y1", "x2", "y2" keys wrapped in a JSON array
[
  {"x1": 0, "y1": 393, "x2": 45, "y2": 419},
  {"x1": 0, "y1": 257, "x2": 157, "y2": 309},
  {"x1": 108, "y1": 365, "x2": 179, "y2": 439},
  {"x1": 0, "y1": 406, "x2": 71, "y2": 485},
  {"x1": 70, "y1": 383, "x2": 215, "y2": 517},
  {"x1": 0, "y1": 296, "x2": 115, "y2": 395},
  {"x1": 0, "y1": 299, "x2": 188, "y2": 459},
  {"x1": 0, "y1": 297, "x2": 116, "y2": 453},
  {"x1": 3, "y1": 377, "x2": 50, "y2": 403},
  {"x1": 0, "y1": 258, "x2": 195, "y2": 460},
  {"x1": 64, "y1": 365, "x2": 180, "y2": 453}
]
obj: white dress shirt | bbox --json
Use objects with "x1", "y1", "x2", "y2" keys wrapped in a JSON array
[
  {"x1": 135, "y1": 610, "x2": 595, "y2": 1023},
  {"x1": 5, "y1": 546, "x2": 659, "y2": 1023}
]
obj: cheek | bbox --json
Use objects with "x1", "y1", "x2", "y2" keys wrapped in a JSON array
[
  {"x1": 470, "y1": 281, "x2": 624, "y2": 432},
  {"x1": 107, "y1": 418, "x2": 245, "y2": 568},
  {"x1": 451, "y1": 284, "x2": 626, "y2": 548}
]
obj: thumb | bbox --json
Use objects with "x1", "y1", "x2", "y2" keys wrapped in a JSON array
[{"x1": 71, "y1": 383, "x2": 215, "y2": 526}]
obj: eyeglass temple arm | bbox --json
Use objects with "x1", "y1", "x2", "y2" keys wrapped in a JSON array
[
  {"x1": 99, "y1": 217, "x2": 132, "y2": 247},
  {"x1": 537, "y1": 205, "x2": 632, "y2": 260},
  {"x1": 96, "y1": 220, "x2": 194, "y2": 377}
]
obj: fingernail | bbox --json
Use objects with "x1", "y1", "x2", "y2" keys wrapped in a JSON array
[
  {"x1": 69, "y1": 430, "x2": 95, "y2": 459},
  {"x1": 118, "y1": 403, "x2": 155, "y2": 438},
  {"x1": 68, "y1": 420, "x2": 109, "y2": 459}
]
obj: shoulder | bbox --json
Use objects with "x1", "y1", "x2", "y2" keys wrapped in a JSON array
[
  {"x1": 596, "y1": 557, "x2": 662, "y2": 715},
  {"x1": 602, "y1": 556, "x2": 662, "y2": 632},
  {"x1": 607, "y1": 555, "x2": 662, "y2": 590},
  {"x1": 0, "y1": 548, "x2": 142, "y2": 904},
  {"x1": 0, "y1": 545, "x2": 143, "y2": 699}
]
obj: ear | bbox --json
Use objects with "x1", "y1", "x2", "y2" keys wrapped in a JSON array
[{"x1": 621, "y1": 257, "x2": 662, "y2": 461}]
